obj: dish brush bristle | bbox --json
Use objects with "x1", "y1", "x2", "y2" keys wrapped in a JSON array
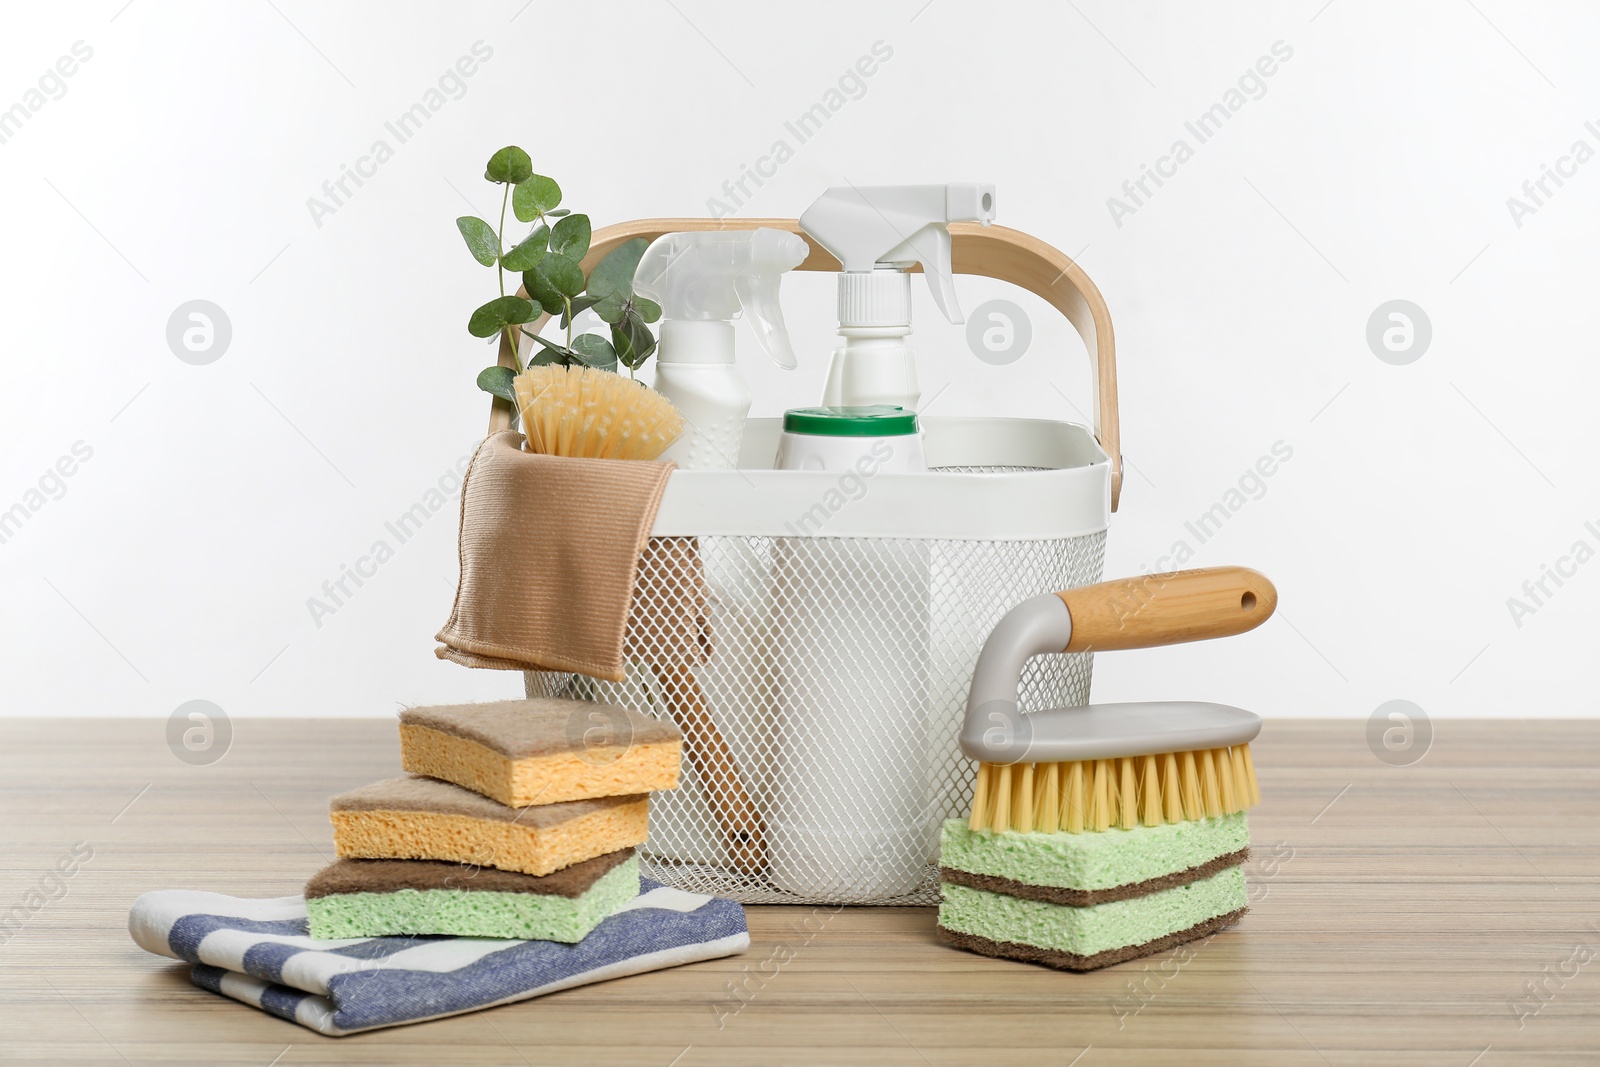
[
  {"x1": 968, "y1": 742, "x2": 1260, "y2": 835},
  {"x1": 511, "y1": 365, "x2": 684, "y2": 461}
]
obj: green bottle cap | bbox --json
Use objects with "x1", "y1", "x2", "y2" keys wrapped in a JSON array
[{"x1": 781, "y1": 405, "x2": 920, "y2": 437}]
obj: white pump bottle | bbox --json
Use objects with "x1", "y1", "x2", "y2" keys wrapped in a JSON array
[
  {"x1": 799, "y1": 184, "x2": 997, "y2": 411},
  {"x1": 632, "y1": 228, "x2": 809, "y2": 469}
]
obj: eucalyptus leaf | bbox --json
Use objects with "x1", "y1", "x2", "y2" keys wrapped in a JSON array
[
  {"x1": 634, "y1": 296, "x2": 663, "y2": 324},
  {"x1": 550, "y1": 255, "x2": 586, "y2": 297},
  {"x1": 586, "y1": 238, "x2": 649, "y2": 322},
  {"x1": 468, "y1": 295, "x2": 538, "y2": 338},
  {"x1": 485, "y1": 146, "x2": 533, "y2": 184},
  {"x1": 528, "y1": 347, "x2": 567, "y2": 366},
  {"x1": 611, "y1": 314, "x2": 656, "y2": 369},
  {"x1": 586, "y1": 238, "x2": 648, "y2": 299},
  {"x1": 523, "y1": 256, "x2": 582, "y2": 310},
  {"x1": 586, "y1": 290, "x2": 618, "y2": 323},
  {"x1": 475, "y1": 365, "x2": 518, "y2": 402},
  {"x1": 512, "y1": 174, "x2": 561, "y2": 222},
  {"x1": 571, "y1": 333, "x2": 617, "y2": 371},
  {"x1": 523, "y1": 330, "x2": 566, "y2": 354},
  {"x1": 549, "y1": 214, "x2": 591, "y2": 261},
  {"x1": 455, "y1": 216, "x2": 499, "y2": 267},
  {"x1": 560, "y1": 294, "x2": 601, "y2": 329},
  {"x1": 499, "y1": 224, "x2": 550, "y2": 272},
  {"x1": 546, "y1": 208, "x2": 571, "y2": 217},
  {"x1": 522, "y1": 269, "x2": 558, "y2": 311}
]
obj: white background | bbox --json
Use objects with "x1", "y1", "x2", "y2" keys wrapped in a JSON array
[{"x1": 1, "y1": 0, "x2": 1596, "y2": 719}]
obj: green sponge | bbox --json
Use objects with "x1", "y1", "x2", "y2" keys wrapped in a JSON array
[
  {"x1": 305, "y1": 850, "x2": 638, "y2": 942},
  {"x1": 936, "y1": 814, "x2": 1252, "y2": 970},
  {"x1": 938, "y1": 865, "x2": 1247, "y2": 971},
  {"x1": 939, "y1": 813, "x2": 1249, "y2": 902}
]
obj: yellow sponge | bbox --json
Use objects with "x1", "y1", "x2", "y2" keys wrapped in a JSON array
[
  {"x1": 398, "y1": 698, "x2": 682, "y2": 808},
  {"x1": 330, "y1": 776, "x2": 648, "y2": 877}
]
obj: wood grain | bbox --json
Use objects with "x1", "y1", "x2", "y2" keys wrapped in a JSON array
[
  {"x1": 0, "y1": 718, "x2": 1596, "y2": 1065},
  {"x1": 1061, "y1": 567, "x2": 1277, "y2": 653}
]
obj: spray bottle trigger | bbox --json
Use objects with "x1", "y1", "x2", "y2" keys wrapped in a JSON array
[
  {"x1": 735, "y1": 271, "x2": 798, "y2": 369},
  {"x1": 731, "y1": 227, "x2": 807, "y2": 370},
  {"x1": 884, "y1": 223, "x2": 964, "y2": 324}
]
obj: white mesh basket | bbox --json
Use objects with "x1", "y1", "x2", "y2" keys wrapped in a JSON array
[
  {"x1": 493, "y1": 219, "x2": 1125, "y2": 904},
  {"x1": 525, "y1": 417, "x2": 1113, "y2": 904}
]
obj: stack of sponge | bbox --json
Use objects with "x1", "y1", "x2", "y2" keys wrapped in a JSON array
[
  {"x1": 937, "y1": 807, "x2": 1250, "y2": 971},
  {"x1": 307, "y1": 698, "x2": 683, "y2": 944}
]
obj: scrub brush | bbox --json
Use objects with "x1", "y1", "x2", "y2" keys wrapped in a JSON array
[
  {"x1": 962, "y1": 566, "x2": 1276, "y2": 834},
  {"x1": 513, "y1": 364, "x2": 684, "y2": 461}
]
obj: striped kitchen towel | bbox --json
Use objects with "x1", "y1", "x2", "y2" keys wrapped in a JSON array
[{"x1": 128, "y1": 878, "x2": 748, "y2": 1036}]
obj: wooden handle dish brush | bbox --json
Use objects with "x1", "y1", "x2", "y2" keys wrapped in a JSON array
[
  {"x1": 961, "y1": 566, "x2": 1277, "y2": 835},
  {"x1": 512, "y1": 364, "x2": 685, "y2": 461},
  {"x1": 656, "y1": 664, "x2": 766, "y2": 875},
  {"x1": 513, "y1": 365, "x2": 767, "y2": 872}
]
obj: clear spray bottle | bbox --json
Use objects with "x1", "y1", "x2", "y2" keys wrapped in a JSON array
[{"x1": 632, "y1": 228, "x2": 809, "y2": 469}]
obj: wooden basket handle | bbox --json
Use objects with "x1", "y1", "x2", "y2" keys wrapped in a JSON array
[{"x1": 487, "y1": 218, "x2": 1123, "y2": 509}]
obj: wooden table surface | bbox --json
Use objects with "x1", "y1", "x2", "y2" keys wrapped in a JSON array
[{"x1": 0, "y1": 718, "x2": 1595, "y2": 1066}]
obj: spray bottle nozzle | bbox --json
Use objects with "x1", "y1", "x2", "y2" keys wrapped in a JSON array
[
  {"x1": 799, "y1": 183, "x2": 996, "y2": 324},
  {"x1": 632, "y1": 228, "x2": 809, "y2": 369}
]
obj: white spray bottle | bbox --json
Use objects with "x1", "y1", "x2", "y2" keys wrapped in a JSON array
[
  {"x1": 799, "y1": 184, "x2": 996, "y2": 410},
  {"x1": 633, "y1": 228, "x2": 809, "y2": 469}
]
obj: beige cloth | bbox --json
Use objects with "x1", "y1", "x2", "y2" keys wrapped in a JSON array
[{"x1": 435, "y1": 431, "x2": 708, "y2": 682}]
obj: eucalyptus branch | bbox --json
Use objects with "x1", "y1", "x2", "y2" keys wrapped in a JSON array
[
  {"x1": 496, "y1": 184, "x2": 508, "y2": 299},
  {"x1": 457, "y1": 145, "x2": 661, "y2": 400}
]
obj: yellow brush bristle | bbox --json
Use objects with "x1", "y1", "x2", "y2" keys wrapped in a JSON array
[
  {"x1": 1239, "y1": 743, "x2": 1261, "y2": 806},
  {"x1": 969, "y1": 763, "x2": 992, "y2": 831},
  {"x1": 1161, "y1": 752, "x2": 1182, "y2": 824},
  {"x1": 992, "y1": 764, "x2": 1013, "y2": 831},
  {"x1": 969, "y1": 742, "x2": 1260, "y2": 834},
  {"x1": 1180, "y1": 750, "x2": 1202, "y2": 821},
  {"x1": 1089, "y1": 759, "x2": 1112, "y2": 832},
  {"x1": 1140, "y1": 755, "x2": 1161, "y2": 828},
  {"x1": 1117, "y1": 758, "x2": 1138, "y2": 831},
  {"x1": 1064, "y1": 760, "x2": 1085, "y2": 833},
  {"x1": 1214, "y1": 747, "x2": 1237, "y2": 811},
  {"x1": 1200, "y1": 749, "x2": 1223, "y2": 818},
  {"x1": 1036, "y1": 761, "x2": 1060, "y2": 832},
  {"x1": 1012, "y1": 763, "x2": 1034, "y2": 833},
  {"x1": 512, "y1": 365, "x2": 684, "y2": 461}
]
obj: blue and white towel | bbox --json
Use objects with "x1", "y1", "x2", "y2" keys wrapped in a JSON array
[{"x1": 128, "y1": 878, "x2": 748, "y2": 1036}]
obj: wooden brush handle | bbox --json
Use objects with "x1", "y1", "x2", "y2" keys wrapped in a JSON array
[
  {"x1": 657, "y1": 664, "x2": 767, "y2": 875},
  {"x1": 488, "y1": 217, "x2": 1125, "y2": 510},
  {"x1": 1059, "y1": 567, "x2": 1276, "y2": 652}
]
